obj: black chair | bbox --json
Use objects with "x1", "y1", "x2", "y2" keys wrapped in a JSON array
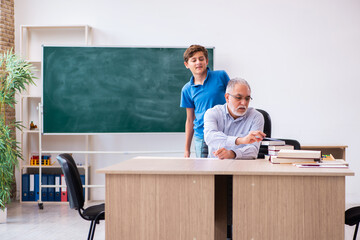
[
  {"x1": 346, "y1": 207, "x2": 360, "y2": 240},
  {"x1": 57, "y1": 153, "x2": 105, "y2": 240},
  {"x1": 256, "y1": 109, "x2": 301, "y2": 158}
]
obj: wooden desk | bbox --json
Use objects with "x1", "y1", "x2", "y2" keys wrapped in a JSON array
[{"x1": 97, "y1": 157, "x2": 354, "y2": 240}]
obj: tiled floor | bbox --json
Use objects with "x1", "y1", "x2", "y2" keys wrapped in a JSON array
[
  {"x1": 0, "y1": 201, "x2": 105, "y2": 240},
  {"x1": 0, "y1": 201, "x2": 358, "y2": 240}
]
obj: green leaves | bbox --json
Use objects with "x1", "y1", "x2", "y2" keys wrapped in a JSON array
[
  {"x1": 0, "y1": 118, "x2": 19, "y2": 209},
  {"x1": 0, "y1": 50, "x2": 36, "y2": 209},
  {"x1": 0, "y1": 50, "x2": 36, "y2": 111},
  {"x1": 0, "y1": 158, "x2": 14, "y2": 209}
]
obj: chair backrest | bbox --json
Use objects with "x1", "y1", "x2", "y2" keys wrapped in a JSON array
[
  {"x1": 255, "y1": 108, "x2": 301, "y2": 150},
  {"x1": 56, "y1": 153, "x2": 84, "y2": 210},
  {"x1": 256, "y1": 109, "x2": 272, "y2": 138}
]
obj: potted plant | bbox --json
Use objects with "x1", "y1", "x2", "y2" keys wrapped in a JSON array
[{"x1": 0, "y1": 50, "x2": 36, "y2": 222}]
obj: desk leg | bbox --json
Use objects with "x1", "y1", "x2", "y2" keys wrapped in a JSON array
[
  {"x1": 233, "y1": 176, "x2": 345, "y2": 240},
  {"x1": 105, "y1": 174, "x2": 214, "y2": 240}
]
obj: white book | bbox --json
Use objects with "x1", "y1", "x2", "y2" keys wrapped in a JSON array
[
  {"x1": 277, "y1": 149, "x2": 321, "y2": 159},
  {"x1": 294, "y1": 164, "x2": 348, "y2": 168},
  {"x1": 268, "y1": 145, "x2": 294, "y2": 156},
  {"x1": 268, "y1": 150, "x2": 278, "y2": 156},
  {"x1": 268, "y1": 145, "x2": 294, "y2": 151},
  {"x1": 261, "y1": 139, "x2": 286, "y2": 146},
  {"x1": 294, "y1": 159, "x2": 348, "y2": 166},
  {"x1": 270, "y1": 156, "x2": 317, "y2": 164}
]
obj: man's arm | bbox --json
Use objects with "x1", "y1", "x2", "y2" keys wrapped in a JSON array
[
  {"x1": 232, "y1": 114, "x2": 265, "y2": 159},
  {"x1": 204, "y1": 107, "x2": 265, "y2": 159},
  {"x1": 213, "y1": 129, "x2": 265, "y2": 159},
  {"x1": 204, "y1": 107, "x2": 235, "y2": 150}
]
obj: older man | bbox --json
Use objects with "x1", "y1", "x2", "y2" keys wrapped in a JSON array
[{"x1": 204, "y1": 78, "x2": 265, "y2": 159}]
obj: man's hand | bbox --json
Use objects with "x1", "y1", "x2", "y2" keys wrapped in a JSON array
[
  {"x1": 213, "y1": 148, "x2": 236, "y2": 159},
  {"x1": 235, "y1": 131, "x2": 266, "y2": 145}
]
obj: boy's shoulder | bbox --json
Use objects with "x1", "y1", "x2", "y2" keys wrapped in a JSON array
[
  {"x1": 183, "y1": 81, "x2": 191, "y2": 90},
  {"x1": 209, "y1": 69, "x2": 227, "y2": 75},
  {"x1": 181, "y1": 80, "x2": 192, "y2": 92},
  {"x1": 208, "y1": 70, "x2": 229, "y2": 81}
]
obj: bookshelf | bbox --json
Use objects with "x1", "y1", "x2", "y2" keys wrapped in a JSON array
[
  {"x1": 19, "y1": 25, "x2": 92, "y2": 208},
  {"x1": 301, "y1": 145, "x2": 347, "y2": 160}
]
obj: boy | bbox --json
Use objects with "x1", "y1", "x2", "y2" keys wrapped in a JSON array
[{"x1": 180, "y1": 45, "x2": 230, "y2": 158}]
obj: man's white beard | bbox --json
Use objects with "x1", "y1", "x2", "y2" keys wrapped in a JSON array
[{"x1": 229, "y1": 105, "x2": 247, "y2": 117}]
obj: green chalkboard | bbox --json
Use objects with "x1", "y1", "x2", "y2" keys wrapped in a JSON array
[{"x1": 43, "y1": 46, "x2": 214, "y2": 133}]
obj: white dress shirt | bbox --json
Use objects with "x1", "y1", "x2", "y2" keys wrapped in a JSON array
[{"x1": 204, "y1": 104, "x2": 264, "y2": 159}]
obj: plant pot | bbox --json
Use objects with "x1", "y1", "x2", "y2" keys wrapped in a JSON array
[{"x1": 0, "y1": 207, "x2": 7, "y2": 223}]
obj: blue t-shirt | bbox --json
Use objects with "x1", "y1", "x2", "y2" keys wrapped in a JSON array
[{"x1": 180, "y1": 68, "x2": 230, "y2": 138}]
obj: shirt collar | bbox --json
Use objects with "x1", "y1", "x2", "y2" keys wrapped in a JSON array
[{"x1": 190, "y1": 67, "x2": 210, "y2": 86}]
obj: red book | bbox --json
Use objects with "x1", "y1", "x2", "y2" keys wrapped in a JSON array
[{"x1": 61, "y1": 174, "x2": 68, "y2": 202}]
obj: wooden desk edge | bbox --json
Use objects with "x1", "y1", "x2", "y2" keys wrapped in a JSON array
[
  {"x1": 97, "y1": 169, "x2": 354, "y2": 177},
  {"x1": 96, "y1": 157, "x2": 354, "y2": 177}
]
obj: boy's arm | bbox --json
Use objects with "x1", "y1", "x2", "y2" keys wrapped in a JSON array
[{"x1": 184, "y1": 108, "x2": 195, "y2": 158}]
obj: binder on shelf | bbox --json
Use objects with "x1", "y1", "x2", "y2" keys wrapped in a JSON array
[
  {"x1": 29, "y1": 174, "x2": 35, "y2": 201},
  {"x1": 80, "y1": 175, "x2": 85, "y2": 200},
  {"x1": 22, "y1": 174, "x2": 29, "y2": 201},
  {"x1": 55, "y1": 175, "x2": 61, "y2": 202},
  {"x1": 48, "y1": 174, "x2": 55, "y2": 201},
  {"x1": 61, "y1": 174, "x2": 68, "y2": 202},
  {"x1": 41, "y1": 174, "x2": 48, "y2": 201},
  {"x1": 34, "y1": 174, "x2": 40, "y2": 201}
]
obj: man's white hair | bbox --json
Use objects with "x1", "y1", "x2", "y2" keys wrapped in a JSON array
[{"x1": 226, "y1": 77, "x2": 251, "y2": 93}]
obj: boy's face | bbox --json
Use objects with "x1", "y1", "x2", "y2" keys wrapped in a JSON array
[{"x1": 184, "y1": 52, "x2": 208, "y2": 76}]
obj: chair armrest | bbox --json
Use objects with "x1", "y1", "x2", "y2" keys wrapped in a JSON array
[{"x1": 277, "y1": 138, "x2": 301, "y2": 150}]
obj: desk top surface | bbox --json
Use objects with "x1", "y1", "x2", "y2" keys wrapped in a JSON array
[{"x1": 97, "y1": 157, "x2": 354, "y2": 177}]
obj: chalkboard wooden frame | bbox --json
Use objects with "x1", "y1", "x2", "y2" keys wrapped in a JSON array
[{"x1": 42, "y1": 46, "x2": 214, "y2": 134}]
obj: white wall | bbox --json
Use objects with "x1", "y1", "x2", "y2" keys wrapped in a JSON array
[{"x1": 14, "y1": 0, "x2": 360, "y2": 203}]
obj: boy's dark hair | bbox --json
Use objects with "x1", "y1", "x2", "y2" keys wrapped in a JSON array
[{"x1": 183, "y1": 45, "x2": 208, "y2": 63}]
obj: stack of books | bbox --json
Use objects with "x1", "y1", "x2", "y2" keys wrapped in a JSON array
[
  {"x1": 294, "y1": 154, "x2": 349, "y2": 168},
  {"x1": 268, "y1": 145, "x2": 294, "y2": 156},
  {"x1": 293, "y1": 160, "x2": 349, "y2": 168},
  {"x1": 270, "y1": 149, "x2": 321, "y2": 164},
  {"x1": 261, "y1": 138, "x2": 295, "y2": 157}
]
